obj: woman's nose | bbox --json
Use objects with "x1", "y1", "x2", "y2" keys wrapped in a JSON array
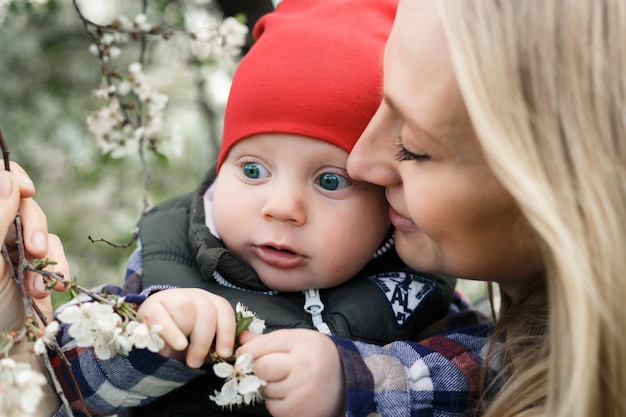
[{"x1": 347, "y1": 103, "x2": 401, "y2": 187}]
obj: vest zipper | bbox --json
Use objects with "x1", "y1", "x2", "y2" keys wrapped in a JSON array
[{"x1": 303, "y1": 288, "x2": 332, "y2": 335}]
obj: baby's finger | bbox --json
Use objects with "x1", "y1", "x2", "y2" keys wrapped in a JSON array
[
  {"x1": 211, "y1": 298, "x2": 237, "y2": 359},
  {"x1": 238, "y1": 330, "x2": 292, "y2": 360},
  {"x1": 141, "y1": 302, "x2": 189, "y2": 352},
  {"x1": 184, "y1": 302, "x2": 217, "y2": 368},
  {"x1": 252, "y1": 353, "x2": 292, "y2": 384},
  {"x1": 261, "y1": 378, "x2": 291, "y2": 401},
  {"x1": 238, "y1": 330, "x2": 261, "y2": 345}
]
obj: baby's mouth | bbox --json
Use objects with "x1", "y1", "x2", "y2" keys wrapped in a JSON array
[{"x1": 253, "y1": 245, "x2": 306, "y2": 269}]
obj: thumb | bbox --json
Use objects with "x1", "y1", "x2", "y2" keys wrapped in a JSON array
[{"x1": 0, "y1": 170, "x2": 20, "y2": 243}]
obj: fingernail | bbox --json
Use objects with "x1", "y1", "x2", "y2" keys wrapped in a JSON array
[
  {"x1": 32, "y1": 231, "x2": 48, "y2": 252},
  {"x1": 35, "y1": 276, "x2": 48, "y2": 293},
  {"x1": 0, "y1": 172, "x2": 13, "y2": 200},
  {"x1": 219, "y1": 347, "x2": 233, "y2": 358},
  {"x1": 188, "y1": 358, "x2": 203, "y2": 369}
]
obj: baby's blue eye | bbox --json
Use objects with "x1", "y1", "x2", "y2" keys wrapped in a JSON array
[
  {"x1": 317, "y1": 172, "x2": 348, "y2": 191},
  {"x1": 243, "y1": 162, "x2": 269, "y2": 179}
]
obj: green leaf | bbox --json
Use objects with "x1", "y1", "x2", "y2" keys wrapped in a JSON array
[
  {"x1": 156, "y1": 152, "x2": 169, "y2": 166},
  {"x1": 34, "y1": 258, "x2": 58, "y2": 268},
  {"x1": 235, "y1": 316, "x2": 254, "y2": 338}
]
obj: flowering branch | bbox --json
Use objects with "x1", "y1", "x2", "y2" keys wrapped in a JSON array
[
  {"x1": 1, "y1": 2, "x2": 254, "y2": 415},
  {"x1": 0, "y1": 131, "x2": 75, "y2": 416},
  {"x1": 70, "y1": 1, "x2": 248, "y2": 253},
  {"x1": 0, "y1": 135, "x2": 167, "y2": 416},
  {"x1": 209, "y1": 302, "x2": 267, "y2": 408},
  {"x1": 1, "y1": 132, "x2": 267, "y2": 413}
]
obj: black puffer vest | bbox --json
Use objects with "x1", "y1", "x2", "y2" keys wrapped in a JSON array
[{"x1": 123, "y1": 166, "x2": 456, "y2": 417}]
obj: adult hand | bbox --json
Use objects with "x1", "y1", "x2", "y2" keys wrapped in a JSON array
[
  {"x1": 0, "y1": 163, "x2": 69, "y2": 416},
  {"x1": 138, "y1": 288, "x2": 237, "y2": 368},
  {"x1": 5, "y1": 162, "x2": 70, "y2": 298},
  {"x1": 0, "y1": 164, "x2": 71, "y2": 330},
  {"x1": 238, "y1": 329, "x2": 346, "y2": 417},
  {"x1": 0, "y1": 169, "x2": 24, "y2": 332}
]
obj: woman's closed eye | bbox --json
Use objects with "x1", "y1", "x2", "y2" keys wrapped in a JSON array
[{"x1": 394, "y1": 141, "x2": 431, "y2": 162}]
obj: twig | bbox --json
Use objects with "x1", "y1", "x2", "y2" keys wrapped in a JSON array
[
  {"x1": 0, "y1": 129, "x2": 10, "y2": 169},
  {"x1": 88, "y1": 231, "x2": 139, "y2": 249},
  {"x1": 42, "y1": 349, "x2": 78, "y2": 416}
]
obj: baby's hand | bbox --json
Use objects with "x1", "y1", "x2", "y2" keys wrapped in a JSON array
[
  {"x1": 238, "y1": 329, "x2": 346, "y2": 417},
  {"x1": 138, "y1": 288, "x2": 236, "y2": 368}
]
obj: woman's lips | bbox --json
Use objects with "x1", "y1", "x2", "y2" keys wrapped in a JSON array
[
  {"x1": 389, "y1": 206, "x2": 418, "y2": 231},
  {"x1": 253, "y1": 245, "x2": 307, "y2": 268}
]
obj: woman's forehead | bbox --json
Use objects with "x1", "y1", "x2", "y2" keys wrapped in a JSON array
[{"x1": 385, "y1": 5, "x2": 465, "y2": 134}]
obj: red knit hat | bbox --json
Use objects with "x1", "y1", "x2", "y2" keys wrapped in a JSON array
[{"x1": 216, "y1": 0, "x2": 399, "y2": 171}]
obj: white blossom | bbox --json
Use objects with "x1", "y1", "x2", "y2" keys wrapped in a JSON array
[
  {"x1": 117, "y1": 80, "x2": 132, "y2": 96},
  {"x1": 108, "y1": 46, "x2": 122, "y2": 59},
  {"x1": 103, "y1": 126, "x2": 140, "y2": 158},
  {"x1": 117, "y1": 15, "x2": 132, "y2": 30},
  {"x1": 125, "y1": 321, "x2": 164, "y2": 353},
  {"x1": 100, "y1": 33, "x2": 117, "y2": 46},
  {"x1": 86, "y1": 98, "x2": 124, "y2": 136},
  {"x1": 184, "y1": 9, "x2": 247, "y2": 60},
  {"x1": 184, "y1": 8, "x2": 218, "y2": 43},
  {"x1": 129, "y1": 62, "x2": 143, "y2": 74},
  {"x1": 236, "y1": 302, "x2": 266, "y2": 334},
  {"x1": 0, "y1": 358, "x2": 46, "y2": 417},
  {"x1": 88, "y1": 43, "x2": 100, "y2": 56},
  {"x1": 92, "y1": 84, "x2": 116, "y2": 100},
  {"x1": 54, "y1": 300, "x2": 165, "y2": 359},
  {"x1": 134, "y1": 13, "x2": 152, "y2": 32},
  {"x1": 209, "y1": 353, "x2": 266, "y2": 408},
  {"x1": 56, "y1": 302, "x2": 127, "y2": 359},
  {"x1": 34, "y1": 320, "x2": 59, "y2": 355},
  {"x1": 219, "y1": 17, "x2": 248, "y2": 51},
  {"x1": 91, "y1": 326, "x2": 128, "y2": 359}
]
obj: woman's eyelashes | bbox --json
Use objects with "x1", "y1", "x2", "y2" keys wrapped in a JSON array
[{"x1": 394, "y1": 139, "x2": 431, "y2": 162}]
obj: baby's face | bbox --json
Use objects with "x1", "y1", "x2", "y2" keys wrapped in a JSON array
[{"x1": 212, "y1": 133, "x2": 390, "y2": 292}]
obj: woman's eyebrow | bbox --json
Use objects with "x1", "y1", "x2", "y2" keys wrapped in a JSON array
[{"x1": 383, "y1": 94, "x2": 443, "y2": 144}]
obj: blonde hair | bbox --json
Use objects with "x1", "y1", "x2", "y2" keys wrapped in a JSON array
[{"x1": 439, "y1": 1, "x2": 626, "y2": 417}]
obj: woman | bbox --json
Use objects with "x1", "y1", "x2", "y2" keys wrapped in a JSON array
[{"x1": 239, "y1": 1, "x2": 626, "y2": 416}]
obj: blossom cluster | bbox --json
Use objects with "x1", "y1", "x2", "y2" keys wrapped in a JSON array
[
  {"x1": 185, "y1": 11, "x2": 249, "y2": 61},
  {"x1": 0, "y1": 357, "x2": 47, "y2": 417},
  {"x1": 49, "y1": 300, "x2": 165, "y2": 360},
  {"x1": 209, "y1": 302, "x2": 267, "y2": 408},
  {"x1": 82, "y1": 8, "x2": 248, "y2": 159},
  {"x1": 87, "y1": 61, "x2": 169, "y2": 159},
  {"x1": 0, "y1": 293, "x2": 267, "y2": 415},
  {"x1": 0, "y1": 0, "x2": 48, "y2": 25}
]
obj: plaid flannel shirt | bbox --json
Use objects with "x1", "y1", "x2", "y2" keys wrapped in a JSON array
[
  {"x1": 51, "y1": 248, "x2": 495, "y2": 417},
  {"x1": 335, "y1": 320, "x2": 495, "y2": 417}
]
